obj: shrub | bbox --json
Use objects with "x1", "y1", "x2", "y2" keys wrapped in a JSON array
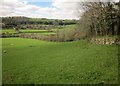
[
  {"x1": 20, "y1": 28, "x2": 84, "y2": 42},
  {"x1": 56, "y1": 29, "x2": 82, "y2": 42}
]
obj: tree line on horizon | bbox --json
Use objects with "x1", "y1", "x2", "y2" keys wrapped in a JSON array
[{"x1": 1, "y1": 16, "x2": 77, "y2": 29}]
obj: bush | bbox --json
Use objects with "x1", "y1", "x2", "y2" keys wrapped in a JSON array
[
  {"x1": 20, "y1": 29, "x2": 84, "y2": 42},
  {"x1": 20, "y1": 33, "x2": 57, "y2": 41},
  {"x1": 56, "y1": 29, "x2": 82, "y2": 42},
  {"x1": 1, "y1": 32, "x2": 19, "y2": 38}
]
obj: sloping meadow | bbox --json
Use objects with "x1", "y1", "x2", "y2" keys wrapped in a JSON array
[{"x1": 2, "y1": 38, "x2": 118, "y2": 84}]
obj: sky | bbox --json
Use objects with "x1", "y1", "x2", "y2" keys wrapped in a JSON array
[{"x1": 0, "y1": 0, "x2": 119, "y2": 19}]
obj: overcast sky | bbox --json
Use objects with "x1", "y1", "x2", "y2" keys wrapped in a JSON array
[{"x1": 0, "y1": 0, "x2": 119, "y2": 19}]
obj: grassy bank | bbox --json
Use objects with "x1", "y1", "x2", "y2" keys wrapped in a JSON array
[{"x1": 2, "y1": 38, "x2": 118, "y2": 84}]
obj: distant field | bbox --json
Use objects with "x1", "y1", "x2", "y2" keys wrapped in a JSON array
[
  {"x1": 2, "y1": 38, "x2": 118, "y2": 84},
  {"x1": 1, "y1": 29, "x2": 56, "y2": 36},
  {"x1": 2, "y1": 29, "x2": 16, "y2": 34},
  {"x1": 64, "y1": 24, "x2": 77, "y2": 29},
  {"x1": 20, "y1": 30, "x2": 48, "y2": 33},
  {"x1": 2, "y1": 29, "x2": 49, "y2": 33},
  {"x1": 1, "y1": 24, "x2": 77, "y2": 36}
]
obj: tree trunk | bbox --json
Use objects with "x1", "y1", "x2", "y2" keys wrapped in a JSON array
[
  {"x1": 111, "y1": 23, "x2": 115, "y2": 35},
  {"x1": 118, "y1": 16, "x2": 120, "y2": 35}
]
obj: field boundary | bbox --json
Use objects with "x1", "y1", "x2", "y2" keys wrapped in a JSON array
[{"x1": 90, "y1": 37, "x2": 120, "y2": 45}]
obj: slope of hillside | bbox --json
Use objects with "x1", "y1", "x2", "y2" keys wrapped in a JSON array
[{"x1": 2, "y1": 38, "x2": 118, "y2": 84}]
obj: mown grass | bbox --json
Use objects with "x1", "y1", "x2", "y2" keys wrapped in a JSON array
[
  {"x1": 1, "y1": 24, "x2": 77, "y2": 35},
  {"x1": 21, "y1": 30, "x2": 56, "y2": 36},
  {"x1": 36, "y1": 32, "x2": 56, "y2": 35},
  {"x1": 64, "y1": 24, "x2": 77, "y2": 29},
  {"x1": 2, "y1": 29, "x2": 16, "y2": 34},
  {"x1": 2, "y1": 29, "x2": 56, "y2": 36},
  {"x1": 2, "y1": 38, "x2": 118, "y2": 84},
  {"x1": 20, "y1": 30, "x2": 48, "y2": 33},
  {"x1": 2, "y1": 29, "x2": 49, "y2": 34}
]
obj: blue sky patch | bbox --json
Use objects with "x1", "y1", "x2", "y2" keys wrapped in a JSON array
[{"x1": 28, "y1": 2, "x2": 53, "y2": 7}]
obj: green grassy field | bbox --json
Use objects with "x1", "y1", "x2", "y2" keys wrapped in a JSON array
[
  {"x1": 24, "y1": 30, "x2": 56, "y2": 36},
  {"x1": 1, "y1": 29, "x2": 16, "y2": 34},
  {"x1": 1, "y1": 29, "x2": 56, "y2": 36},
  {"x1": 2, "y1": 29, "x2": 51, "y2": 34},
  {"x1": 2, "y1": 38, "x2": 118, "y2": 84},
  {"x1": 64, "y1": 24, "x2": 77, "y2": 29},
  {"x1": 1, "y1": 24, "x2": 77, "y2": 34}
]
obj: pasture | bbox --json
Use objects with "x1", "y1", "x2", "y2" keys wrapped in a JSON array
[
  {"x1": 2, "y1": 29, "x2": 55, "y2": 35},
  {"x1": 1, "y1": 2, "x2": 119, "y2": 84},
  {"x1": 2, "y1": 38, "x2": 118, "y2": 84}
]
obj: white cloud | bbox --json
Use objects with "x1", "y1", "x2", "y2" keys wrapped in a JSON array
[
  {"x1": 51, "y1": 0, "x2": 82, "y2": 19},
  {"x1": 52, "y1": 0, "x2": 119, "y2": 2},
  {"x1": 1, "y1": 0, "x2": 118, "y2": 19},
  {"x1": 0, "y1": 0, "x2": 82, "y2": 19}
]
